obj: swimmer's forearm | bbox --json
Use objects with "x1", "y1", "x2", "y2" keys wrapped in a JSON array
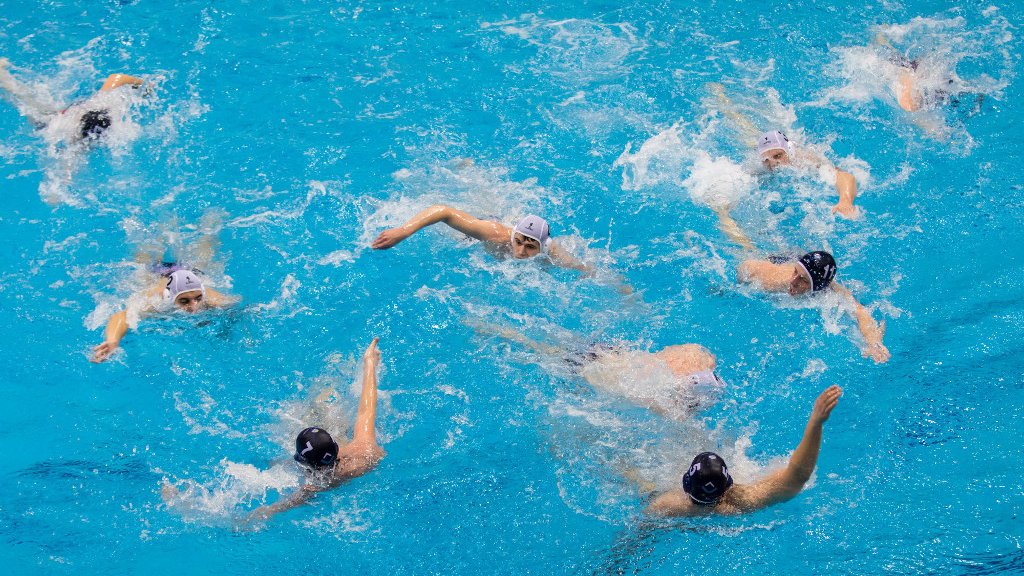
[
  {"x1": 247, "y1": 489, "x2": 312, "y2": 524},
  {"x1": 715, "y1": 207, "x2": 755, "y2": 252},
  {"x1": 548, "y1": 242, "x2": 593, "y2": 274},
  {"x1": 100, "y1": 74, "x2": 144, "y2": 91},
  {"x1": 835, "y1": 171, "x2": 857, "y2": 208},
  {"x1": 399, "y1": 205, "x2": 454, "y2": 234},
  {"x1": 353, "y1": 341, "x2": 380, "y2": 443},
  {"x1": 851, "y1": 302, "x2": 884, "y2": 347},
  {"x1": 104, "y1": 311, "x2": 129, "y2": 344},
  {"x1": 785, "y1": 419, "x2": 824, "y2": 488}
]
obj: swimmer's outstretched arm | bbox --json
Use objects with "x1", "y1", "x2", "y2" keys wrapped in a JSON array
[
  {"x1": 714, "y1": 206, "x2": 756, "y2": 252},
  {"x1": 99, "y1": 73, "x2": 144, "y2": 92},
  {"x1": 733, "y1": 385, "x2": 842, "y2": 512},
  {"x1": 91, "y1": 311, "x2": 129, "y2": 363},
  {"x1": 349, "y1": 338, "x2": 385, "y2": 455},
  {"x1": 372, "y1": 205, "x2": 508, "y2": 250},
  {"x1": 240, "y1": 484, "x2": 319, "y2": 527},
  {"x1": 705, "y1": 83, "x2": 761, "y2": 144},
  {"x1": 831, "y1": 282, "x2": 890, "y2": 364}
]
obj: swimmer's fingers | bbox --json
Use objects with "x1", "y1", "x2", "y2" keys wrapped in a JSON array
[
  {"x1": 831, "y1": 203, "x2": 858, "y2": 219},
  {"x1": 363, "y1": 337, "x2": 381, "y2": 365},
  {"x1": 813, "y1": 385, "x2": 843, "y2": 422},
  {"x1": 90, "y1": 342, "x2": 115, "y2": 363},
  {"x1": 371, "y1": 229, "x2": 407, "y2": 250},
  {"x1": 869, "y1": 343, "x2": 891, "y2": 364}
]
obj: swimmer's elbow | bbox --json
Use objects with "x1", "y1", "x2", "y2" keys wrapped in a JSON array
[{"x1": 427, "y1": 204, "x2": 453, "y2": 219}]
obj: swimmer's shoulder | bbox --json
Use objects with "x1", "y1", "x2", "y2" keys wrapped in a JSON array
[
  {"x1": 647, "y1": 489, "x2": 697, "y2": 517},
  {"x1": 738, "y1": 258, "x2": 774, "y2": 281},
  {"x1": 333, "y1": 441, "x2": 385, "y2": 481}
]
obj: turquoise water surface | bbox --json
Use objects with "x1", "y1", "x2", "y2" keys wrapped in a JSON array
[{"x1": 1, "y1": 1, "x2": 1022, "y2": 574}]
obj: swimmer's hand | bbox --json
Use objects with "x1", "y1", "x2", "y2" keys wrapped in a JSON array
[
  {"x1": 831, "y1": 201, "x2": 858, "y2": 219},
  {"x1": 160, "y1": 481, "x2": 179, "y2": 503},
  {"x1": 90, "y1": 340, "x2": 120, "y2": 363},
  {"x1": 363, "y1": 337, "x2": 381, "y2": 369},
  {"x1": 0, "y1": 58, "x2": 9, "y2": 69},
  {"x1": 371, "y1": 228, "x2": 410, "y2": 250},
  {"x1": 810, "y1": 385, "x2": 842, "y2": 425},
  {"x1": 863, "y1": 341, "x2": 891, "y2": 364}
]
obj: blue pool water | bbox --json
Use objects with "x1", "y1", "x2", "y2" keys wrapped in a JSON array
[{"x1": 1, "y1": 0, "x2": 1023, "y2": 574}]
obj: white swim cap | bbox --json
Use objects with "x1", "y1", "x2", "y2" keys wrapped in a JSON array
[
  {"x1": 163, "y1": 269, "x2": 205, "y2": 301},
  {"x1": 757, "y1": 130, "x2": 792, "y2": 156},
  {"x1": 513, "y1": 215, "x2": 550, "y2": 246}
]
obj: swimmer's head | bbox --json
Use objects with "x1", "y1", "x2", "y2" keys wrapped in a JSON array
[
  {"x1": 791, "y1": 251, "x2": 837, "y2": 295},
  {"x1": 79, "y1": 109, "x2": 112, "y2": 140},
  {"x1": 511, "y1": 215, "x2": 550, "y2": 259},
  {"x1": 682, "y1": 452, "x2": 733, "y2": 505},
  {"x1": 757, "y1": 130, "x2": 792, "y2": 170},
  {"x1": 293, "y1": 427, "x2": 339, "y2": 470},
  {"x1": 163, "y1": 270, "x2": 205, "y2": 312}
]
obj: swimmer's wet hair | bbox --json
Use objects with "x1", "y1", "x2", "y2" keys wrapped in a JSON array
[{"x1": 79, "y1": 109, "x2": 111, "y2": 140}]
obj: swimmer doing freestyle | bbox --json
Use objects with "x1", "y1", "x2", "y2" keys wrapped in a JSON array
[
  {"x1": 372, "y1": 205, "x2": 593, "y2": 273},
  {"x1": 714, "y1": 199, "x2": 890, "y2": 363},
  {"x1": 91, "y1": 216, "x2": 237, "y2": 363},
  {"x1": 640, "y1": 385, "x2": 842, "y2": 517},
  {"x1": 707, "y1": 83, "x2": 860, "y2": 219},
  {"x1": 243, "y1": 338, "x2": 385, "y2": 526},
  {"x1": 0, "y1": 58, "x2": 145, "y2": 143},
  {"x1": 469, "y1": 319, "x2": 723, "y2": 422}
]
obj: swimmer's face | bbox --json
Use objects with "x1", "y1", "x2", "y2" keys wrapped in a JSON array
[
  {"x1": 761, "y1": 149, "x2": 790, "y2": 170},
  {"x1": 788, "y1": 266, "x2": 812, "y2": 296},
  {"x1": 512, "y1": 233, "x2": 542, "y2": 259},
  {"x1": 174, "y1": 290, "x2": 205, "y2": 313}
]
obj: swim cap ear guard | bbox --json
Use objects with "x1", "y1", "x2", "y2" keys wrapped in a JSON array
[
  {"x1": 682, "y1": 452, "x2": 734, "y2": 505},
  {"x1": 294, "y1": 427, "x2": 339, "y2": 469},
  {"x1": 797, "y1": 251, "x2": 837, "y2": 292}
]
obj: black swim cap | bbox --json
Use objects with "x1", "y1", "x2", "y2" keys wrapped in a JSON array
[
  {"x1": 682, "y1": 452, "x2": 734, "y2": 505},
  {"x1": 294, "y1": 427, "x2": 339, "y2": 469},
  {"x1": 79, "y1": 109, "x2": 111, "y2": 140},
  {"x1": 797, "y1": 251, "x2": 837, "y2": 292}
]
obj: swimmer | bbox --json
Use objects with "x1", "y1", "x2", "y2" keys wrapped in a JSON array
[
  {"x1": 736, "y1": 250, "x2": 890, "y2": 363},
  {"x1": 708, "y1": 84, "x2": 860, "y2": 219},
  {"x1": 871, "y1": 32, "x2": 977, "y2": 115},
  {"x1": 372, "y1": 205, "x2": 593, "y2": 273},
  {"x1": 641, "y1": 385, "x2": 841, "y2": 517},
  {"x1": 469, "y1": 319, "x2": 723, "y2": 421},
  {"x1": 0, "y1": 58, "x2": 145, "y2": 142},
  {"x1": 239, "y1": 338, "x2": 385, "y2": 526},
  {"x1": 90, "y1": 215, "x2": 237, "y2": 363}
]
